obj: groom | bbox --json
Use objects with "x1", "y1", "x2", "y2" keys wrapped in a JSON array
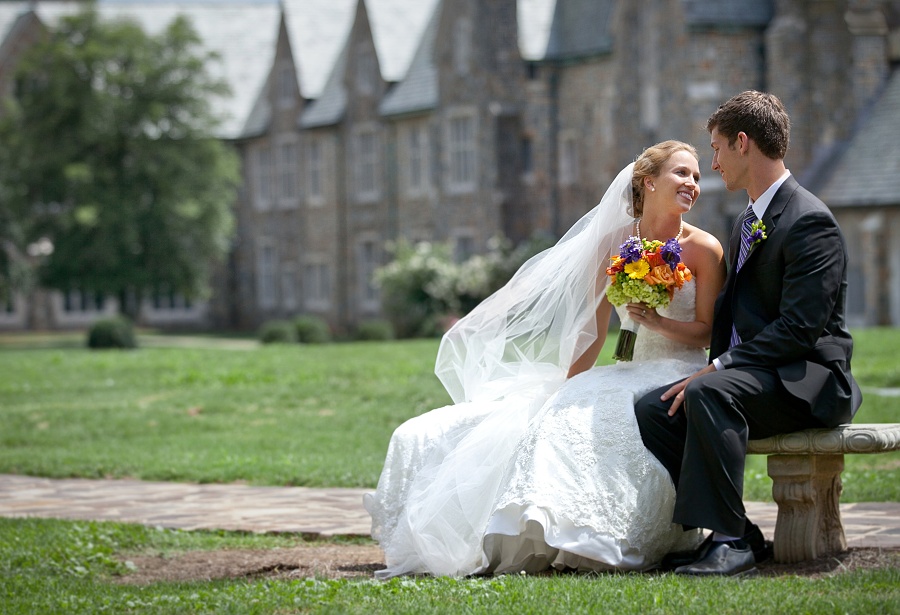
[{"x1": 634, "y1": 91, "x2": 862, "y2": 576}]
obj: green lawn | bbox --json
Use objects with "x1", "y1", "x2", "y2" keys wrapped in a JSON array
[
  {"x1": 1, "y1": 518, "x2": 898, "y2": 614},
  {"x1": 1, "y1": 328, "x2": 899, "y2": 614},
  {"x1": 0, "y1": 329, "x2": 897, "y2": 500}
]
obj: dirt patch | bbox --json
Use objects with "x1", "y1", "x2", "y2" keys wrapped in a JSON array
[
  {"x1": 756, "y1": 547, "x2": 900, "y2": 578},
  {"x1": 114, "y1": 543, "x2": 385, "y2": 584},
  {"x1": 114, "y1": 545, "x2": 900, "y2": 584}
]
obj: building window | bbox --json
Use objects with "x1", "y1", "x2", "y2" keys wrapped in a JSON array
[
  {"x1": 357, "y1": 239, "x2": 380, "y2": 311},
  {"x1": 63, "y1": 289, "x2": 105, "y2": 313},
  {"x1": 521, "y1": 137, "x2": 533, "y2": 175},
  {"x1": 278, "y1": 140, "x2": 298, "y2": 204},
  {"x1": 257, "y1": 241, "x2": 277, "y2": 309},
  {"x1": 151, "y1": 286, "x2": 193, "y2": 310},
  {"x1": 307, "y1": 138, "x2": 324, "y2": 205},
  {"x1": 277, "y1": 63, "x2": 295, "y2": 109},
  {"x1": 304, "y1": 261, "x2": 331, "y2": 310},
  {"x1": 403, "y1": 124, "x2": 429, "y2": 196},
  {"x1": 255, "y1": 145, "x2": 274, "y2": 209},
  {"x1": 355, "y1": 128, "x2": 379, "y2": 201},
  {"x1": 454, "y1": 233, "x2": 475, "y2": 263},
  {"x1": 356, "y1": 42, "x2": 376, "y2": 95},
  {"x1": 453, "y1": 18, "x2": 471, "y2": 75},
  {"x1": 559, "y1": 135, "x2": 579, "y2": 186},
  {"x1": 447, "y1": 113, "x2": 476, "y2": 192},
  {"x1": 281, "y1": 263, "x2": 297, "y2": 311}
]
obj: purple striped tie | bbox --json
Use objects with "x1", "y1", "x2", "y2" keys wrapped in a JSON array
[{"x1": 730, "y1": 206, "x2": 757, "y2": 348}]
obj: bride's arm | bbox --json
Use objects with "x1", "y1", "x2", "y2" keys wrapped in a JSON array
[
  {"x1": 566, "y1": 296, "x2": 613, "y2": 378},
  {"x1": 627, "y1": 230, "x2": 725, "y2": 348}
]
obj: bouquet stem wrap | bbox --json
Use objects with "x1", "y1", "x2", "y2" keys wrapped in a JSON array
[{"x1": 613, "y1": 317, "x2": 639, "y2": 362}]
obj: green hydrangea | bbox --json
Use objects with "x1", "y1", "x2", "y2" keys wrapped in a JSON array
[{"x1": 605, "y1": 273, "x2": 671, "y2": 309}]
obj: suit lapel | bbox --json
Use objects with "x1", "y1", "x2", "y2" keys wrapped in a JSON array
[{"x1": 735, "y1": 175, "x2": 796, "y2": 273}]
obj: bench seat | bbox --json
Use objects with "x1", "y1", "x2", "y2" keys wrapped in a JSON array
[{"x1": 747, "y1": 423, "x2": 900, "y2": 563}]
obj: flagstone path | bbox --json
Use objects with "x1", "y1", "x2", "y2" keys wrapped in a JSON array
[{"x1": 1, "y1": 474, "x2": 899, "y2": 548}]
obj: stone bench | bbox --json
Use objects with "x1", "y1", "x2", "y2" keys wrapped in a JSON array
[{"x1": 747, "y1": 423, "x2": 900, "y2": 563}]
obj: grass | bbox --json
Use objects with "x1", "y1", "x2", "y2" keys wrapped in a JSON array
[
  {"x1": 1, "y1": 328, "x2": 898, "y2": 500},
  {"x1": 1, "y1": 328, "x2": 899, "y2": 613},
  {"x1": 1, "y1": 518, "x2": 899, "y2": 614}
]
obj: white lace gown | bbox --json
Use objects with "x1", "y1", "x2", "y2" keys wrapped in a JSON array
[{"x1": 364, "y1": 281, "x2": 707, "y2": 577}]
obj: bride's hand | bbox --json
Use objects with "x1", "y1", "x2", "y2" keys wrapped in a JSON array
[{"x1": 626, "y1": 303, "x2": 659, "y2": 330}]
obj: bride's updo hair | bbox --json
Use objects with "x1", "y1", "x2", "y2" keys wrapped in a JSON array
[{"x1": 631, "y1": 140, "x2": 699, "y2": 218}]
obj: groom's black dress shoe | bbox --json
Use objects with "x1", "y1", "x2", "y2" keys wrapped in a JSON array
[
  {"x1": 659, "y1": 533, "x2": 715, "y2": 570},
  {"x1": 674, "y1": 540, "x2": 757, "y2": 577},
  {"x1": 659, "y1": 520, "x2": 771, "y2": 571}
]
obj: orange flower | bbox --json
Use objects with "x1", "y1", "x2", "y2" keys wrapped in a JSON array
[
  {"x1": 643, "y1": 264, "x2": 676, "y2": 287},
  {"x1": 646, "y1": 252, "x2": 665, "y2": 269},
  {"x1": 673, "y1": 262, "x2": 693, "y2": 287},
  {"x1": 606, "y1": 256, "x2": 625, "y2": 278}
]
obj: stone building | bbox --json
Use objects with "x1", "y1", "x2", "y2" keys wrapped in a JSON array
[{"x1": 1, "y1": 0, "x2": 899, "y2": 332}]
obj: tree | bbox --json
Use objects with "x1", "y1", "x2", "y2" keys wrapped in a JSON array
[{"x1": 0, "y1": 5, "x2": 240, "y2": 319}]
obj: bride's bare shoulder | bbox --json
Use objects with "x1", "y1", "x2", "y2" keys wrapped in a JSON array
[{"x1": 681, "y1": 224, "x2": 724, "y2": 257}]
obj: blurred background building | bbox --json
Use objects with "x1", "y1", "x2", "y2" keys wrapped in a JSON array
[{"x1": 1, "y1": 0, "x2": 898, "y2": 332}]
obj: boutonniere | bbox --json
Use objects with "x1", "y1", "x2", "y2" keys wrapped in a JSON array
[{"x1": 746, "y1": 220, "x2": 767, "y2": 247}]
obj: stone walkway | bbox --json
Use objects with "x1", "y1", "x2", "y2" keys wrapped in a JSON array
[{"x1": 1, "y1": 474, "x2": 899, "y2": 548}]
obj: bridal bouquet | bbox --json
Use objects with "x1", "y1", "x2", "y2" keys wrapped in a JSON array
[{"x1": 605, "y1": 236, "x2": 692, "y2": 361}]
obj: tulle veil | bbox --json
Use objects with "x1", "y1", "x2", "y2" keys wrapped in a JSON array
[
  {"x1": 374, "y1": 163, "x2": 640, "y2": 577},
  {"x1": 435, "y1": 162, "x2": 636, "y2": 404}
]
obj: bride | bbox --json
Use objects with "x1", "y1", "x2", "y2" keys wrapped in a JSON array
[{"x1": 364, "y1": 141, "x2": 726, "y2": 577}]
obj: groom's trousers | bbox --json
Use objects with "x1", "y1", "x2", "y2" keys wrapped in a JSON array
[{"x1": 635, "y1": 366, "x2": 823, "y2": 537}]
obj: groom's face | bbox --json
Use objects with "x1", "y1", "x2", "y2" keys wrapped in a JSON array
[{"x1": 710, "y1": 128, "x2": 747, "y2": 192}]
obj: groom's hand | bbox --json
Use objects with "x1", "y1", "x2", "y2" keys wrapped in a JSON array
[{"x1": 660, "y1": 364, "x2": 717, "y2": 416}]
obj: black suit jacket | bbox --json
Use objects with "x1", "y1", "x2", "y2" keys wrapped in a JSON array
[{"x1": 709, "y1": 176, "x2": 862, "y2": 427}]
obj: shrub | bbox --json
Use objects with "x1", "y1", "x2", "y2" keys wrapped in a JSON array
[
  {"x1": 374, "y1": 235, "x2": 557, "y2": 337},
  {"x1": 294, "y1": 315, "x2": 331, "y2": 344},
  {"x1": 375, "y1": 240, "x2": 458, "y2": 338},
  {"x1": 87, "y1": 316, "x2": 137, "y2": 349},
  {"x1": 258, "y1": 320, "x2": 297, "y2": 344},
  {"x1": 354, "y1": 319, "x2": 395, "y2": 341}
]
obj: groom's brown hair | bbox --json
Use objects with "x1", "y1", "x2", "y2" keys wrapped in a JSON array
[{"x1": 706, "y1": 91, "x2": 790, "y2": 161}]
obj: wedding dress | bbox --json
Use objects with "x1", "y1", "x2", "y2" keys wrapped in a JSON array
[{"x1": 364, "y1": 280, "x2": 707, "y2": 577}]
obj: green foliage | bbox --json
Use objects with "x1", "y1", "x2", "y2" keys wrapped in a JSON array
[
  {"x1": 375, "y1": 240, "x2": 457, "y2": 338},
  {"x1": 375, "y1": 234, "x2": 555, "y2": 338},
  {"x1": 0, "y1": 6, "x2": 239, "y2": 316},
  {"x1": 354, "y1": 319, "x2": 396, "y2": 341},
  {"x1": 86, "y1": 316, "x2": 137, "y2": 349},
  {"x1": 257, "y1": 320, "x2": 297, "y2": 344},
  {"x1": 294, "y1": 315, "x2": 332, "y2": 344}
]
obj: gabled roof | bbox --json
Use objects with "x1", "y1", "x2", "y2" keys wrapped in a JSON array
[
  {"x1": 300, "y1": 0, "x2": 439, "y2": 127},
  {"x1": 518, "y1": 0, "x2": 556, "y2": 61},
  {"x1": 816, "y1": 68, "x2": 900, "y2": 207},
  {"x1": 544, "y1": 0, "x2": 615, "y2": 60},
  {"x1": 378, "y1": 0, "x2": 440, "y2": 117},
  {"x1": 283, "y1": 0, "x2": 356, "y2": 100},
  {"x1": 300, "y1": 41, "x2": 348, "y2": 128}
]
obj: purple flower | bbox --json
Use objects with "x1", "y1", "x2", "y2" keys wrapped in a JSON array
[
  {"x1": 619, "y1": 236, "x2": 643, "y2": 263},
  {"x1": 660, "y1": 238, "x2": 683, "y2": 270},
  {"x1": 746, "y1": 220, "x2": 767, "y2": 247}
]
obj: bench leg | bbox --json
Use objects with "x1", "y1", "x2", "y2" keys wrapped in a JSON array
[{"x1": 766, "y1": 453, "x2": 847, "y2": 563}]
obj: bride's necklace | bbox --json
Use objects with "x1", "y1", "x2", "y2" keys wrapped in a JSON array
[{"x1": 636, "y1": 218, "x2": 683, "y2": 242}]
